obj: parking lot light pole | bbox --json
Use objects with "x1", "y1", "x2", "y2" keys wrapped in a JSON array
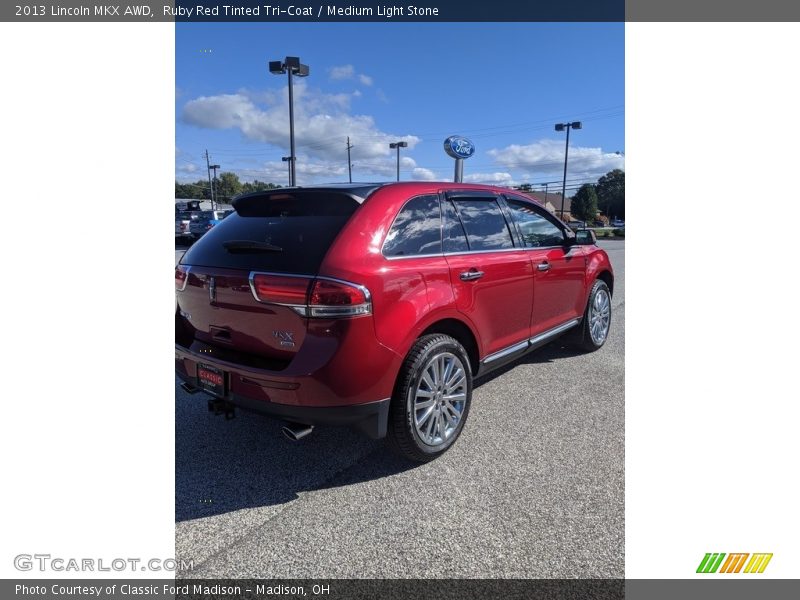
[
  {"x1": 389, "y1": 141, "x2": 407, "y2": 181},
  {"x1": 269, "y1": 56, "x2": 310, "y2": 187},
  {"x1": 554, "y1": 121, "x2": 582, "y2": 219},
  {"x1": 281, "y1": 156, "x2": 292, "y2": 187}
]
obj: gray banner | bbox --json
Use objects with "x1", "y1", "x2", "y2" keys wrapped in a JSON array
[{"x1": 626, "y1": 0, "x2": 800, "y2": 20}]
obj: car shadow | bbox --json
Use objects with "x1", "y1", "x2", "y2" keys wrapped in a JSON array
[{"x1": 175, "y1": 340, "x2": 581, "y2": 522}]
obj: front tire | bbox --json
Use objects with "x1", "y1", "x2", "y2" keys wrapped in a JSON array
[
  {"x1": 571, "y1": 279, "x2": 612, "y2": 352},
  {"x1": 386, "y1": 334, "x2": 473, "y2": 462}
]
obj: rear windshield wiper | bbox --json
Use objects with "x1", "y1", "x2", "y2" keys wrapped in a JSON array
[{"x1": 222, "y1": 240, "x2": 284, "y2": 253}]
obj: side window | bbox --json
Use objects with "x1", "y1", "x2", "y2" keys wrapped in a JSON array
[
  {"x1": 504, "y1": 198, "x2": 565, "y2": 248},
  {"x1": 452, "y1": 198, "x2": 515, "y2": 251},
  {"x1": 442, "y1": 199, "x2": 469, "y2": 253},
  {"x1": 383, "y1": 194, "x2": 442, "y2": 257}
]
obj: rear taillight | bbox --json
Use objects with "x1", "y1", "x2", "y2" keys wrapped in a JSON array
[
  {"x1": 309, "y1": 279, "x2": 371, "y2": 317},
  {"x1": 175, "y1": 265, "x2": 189, "y2": 291},
  {"x1": 251, "y1": 274, "x2": 312, "y2": 307},
  {"x1": 249, "y1": 273, "x2": 371, "y2": 318}
]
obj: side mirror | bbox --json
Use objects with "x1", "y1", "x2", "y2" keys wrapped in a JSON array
[{"x1": 575, "y1": 229, "x2": 597, "y2": 245}]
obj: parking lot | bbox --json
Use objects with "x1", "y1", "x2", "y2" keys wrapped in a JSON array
[{"x1": 175, "y1": 240, "x2": 624, "y2": 578}]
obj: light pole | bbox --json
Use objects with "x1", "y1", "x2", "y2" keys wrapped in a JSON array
[
  {"x1": 389, "y1": 141, "x2": 407, "y2": 182},
  {"x1": 209, "y1": 164, "x2": 220, "y2": 210},
  {"x1": 269, "y1": 56, "x2": 309, "y2": 187},
  {"x1": 554, "y1": 121, "x2": 582, "y2": 219},
  {"x1": 281, "y1": 156, "x2": 292, "y2": 187}
]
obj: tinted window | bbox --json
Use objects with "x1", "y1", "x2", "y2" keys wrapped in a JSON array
[
  {"x1": 442, "y1": 199, "x2": 469, "y2": 253},
  {"x1": 181, "y1": 191, "x2": 360, "y2": 273},
  {"x1": 383, "y1": 195, "x2": 442, "y2": 257},
  {"x1": 452, "y1": 198, "x2": 514, "y2": 251},
  {"x1": 505, "y1": 198, "x2": 565, "y2": 247}
]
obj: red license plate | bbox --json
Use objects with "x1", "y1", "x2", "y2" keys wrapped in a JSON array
[{"x1": 197, "y1": 363, "x2": 227, "y2": 397}]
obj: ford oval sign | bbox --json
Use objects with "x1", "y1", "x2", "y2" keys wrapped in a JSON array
[{"x1": 443, "y1": 136, "x2": 475, "y2": 160}]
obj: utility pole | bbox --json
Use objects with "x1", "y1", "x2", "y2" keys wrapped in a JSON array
[
  {"x1": 204, "y1": 150, "x2": 214, "y2": 209},
  {"x1": 210, "y1": 164, "x2": 220, "y2": 210},
  {"x1": 346, "y1": 136, "x2": 353, "y2": 183}
]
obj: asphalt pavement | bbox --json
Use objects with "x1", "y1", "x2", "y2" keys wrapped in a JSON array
[{"x1": 175, "y1": 240, "x2": 625, "y2": 578}]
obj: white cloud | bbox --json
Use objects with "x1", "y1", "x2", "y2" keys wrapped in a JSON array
[
  {"x1": 182, "y1": 83, "x2": 419, "y2": 169},
  {"x1": 181, "y1": 84, "x2": 427, "y2": 183},
  {"x1": 328, "y1": 65, "x2": 373, "y2": 87},
  {"x1": 488, "y1": 139, "x2": 624, "y2": 181},
  {"x1": 328, "y1": 64, "x2": 355, "y2": 80},
  {"x1": 463, "y1": 172, "x2": 517, "y2": 186},
  {"x1": 412, "y1": 167, "x2": 437, "y2": 181},
  {"x1": 352, "y1": 89, "x2": 362, "y2": 97}
]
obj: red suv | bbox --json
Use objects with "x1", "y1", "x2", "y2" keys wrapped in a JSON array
[{"x1": 175, "y1": 183, "x2": 613, "y2": 461}]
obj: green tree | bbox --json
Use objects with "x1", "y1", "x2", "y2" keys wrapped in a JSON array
[
  {"x1": 214, "y1": 172, "x2": 243, "y2": 203},
  {"x1": 570, "y1": 184, "x2": 599, "y2": 222},
  {"x1": 175, "y1": 179, "x2": 210, "y2": 199},
  {"x1": 241, "y1": 179, "x2": 282, "y2": 194},
  {"x1": 595, "y1": 169, "x2": 625, "y2": 220}
]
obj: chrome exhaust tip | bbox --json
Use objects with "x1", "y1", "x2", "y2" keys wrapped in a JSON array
[{"x1": 282, "y1": 422, "x2": 314, "y2": 441}]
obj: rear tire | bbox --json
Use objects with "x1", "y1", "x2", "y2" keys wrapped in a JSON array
[
  {"x1": 386, "y1": 334, "x2": 472, "y2": 462},
  {"x1": 570, "y1": 279, "x2": 612, "y2": 352}
]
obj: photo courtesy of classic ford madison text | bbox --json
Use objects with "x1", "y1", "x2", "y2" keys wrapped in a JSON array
[{"x1": 175, "y1": 22, "x2": 624, "y2": 577}]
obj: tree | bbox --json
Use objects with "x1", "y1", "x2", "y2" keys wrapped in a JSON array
[
  {"x1": 175, "y1": 179, "x2": 210, "y2": 199},
  {"x1": 595, "y1": 169, "x2": 625, "y2": 220},
  {"x1": 214, "y1": 172, "x2": 243, "y2": 203},
  {"x1": 241, "y1": 179, "x2": 282, "y2": 194},
  {"x1": 570, "y1": 184, "x2": 599, "y2": 222}
]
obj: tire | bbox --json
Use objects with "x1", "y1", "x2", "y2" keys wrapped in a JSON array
[
  {"x1": 570, "y1": 279, "x2": 612, "y2": 352},
  {"x1": 386, "y1": 334, "x2": 473, "y2": 462}
]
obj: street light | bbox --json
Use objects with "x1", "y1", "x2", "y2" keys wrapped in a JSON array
[
  {"x1": 554, "y1": 121, "x2": 582, "y2": 219},
  {"x1": 389, "y1": 141, "x2": 407, "y2": 182},
  {"x1": 281, "y1": 156, "x2": 292, "y2": 187},
  {"x1": 269, "y1": 56, "x2": 310, "y2": 187}
]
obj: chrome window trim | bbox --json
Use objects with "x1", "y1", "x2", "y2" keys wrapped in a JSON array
[
  {"x1": 480, "y1": 318, "x2": 581, "y2": 365},
  {"x1": 383, "y1": 246, "x2": 568, "y2": 261},
  {"x1": 248, "y1": 271, "x2": 372, "y2": 318}
]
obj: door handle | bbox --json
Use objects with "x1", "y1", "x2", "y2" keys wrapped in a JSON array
[
  {"x1": 537, "y1": 261, "x2": 551, "y2": 272},
  {"x1": 459, "y1": 270, "x2": 484, "y2": 281}
]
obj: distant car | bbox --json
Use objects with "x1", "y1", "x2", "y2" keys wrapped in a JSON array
[
  {"x1": 175, "y1": 211, "x2": 200, "y2": 242},
  {"x1": 567, "y1": 220, "x2": 587, "y2": 230},
  {"x1": 188, "y1": 210, "x2": 232, "y2": 239},
  {"x1": 611, "y1": 219, "x2": 625, "y2": 228}
]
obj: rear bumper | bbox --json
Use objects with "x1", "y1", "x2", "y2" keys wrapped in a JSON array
[
  {"x1": 175, "y1": 339, "x2": 399, "y2": 439},
  {"x1": 180, "y1": 375, "x2": 389, "y2": 439}
]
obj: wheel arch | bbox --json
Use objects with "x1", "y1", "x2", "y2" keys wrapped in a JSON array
[
  {"x1": 420, "y1": 318, "x2": 480, "y2": 377},
  {"x1": 596, "y1": 269, "x2": 614, "y2": 296}
]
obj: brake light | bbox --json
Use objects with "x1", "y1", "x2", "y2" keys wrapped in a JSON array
[
  {"x1": 175, "y1": 265, "x2": 189, "y2": 291},
  {"x1": 251, "y1": 274, "x2": 312, "y2": 306},
  {"x1": 309, "y1": 279, "x2": 371, "y2": 317},
  {"x1": 249, "y1": 273, "x2": 371, "y2": 318}
]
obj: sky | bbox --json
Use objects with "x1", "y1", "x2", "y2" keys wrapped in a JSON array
[{"x1": 175, "y1": 23, "x2": 624, "y2": 192}]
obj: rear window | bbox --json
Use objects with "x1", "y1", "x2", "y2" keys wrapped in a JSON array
[{"x1": 180, "y1": 191, "x2": 361, "y2": 273}]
